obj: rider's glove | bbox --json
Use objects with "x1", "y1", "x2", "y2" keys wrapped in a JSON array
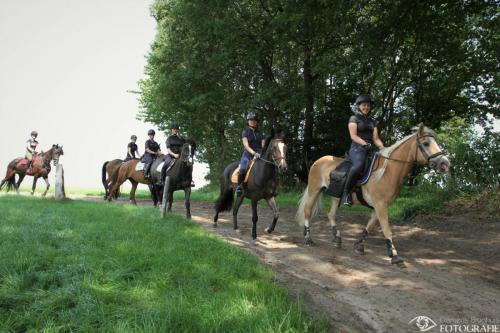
[
  {"x1": 253, "y1": 152, "x2": 261, "y2": 159},
  {"x1": 363, "y1": 143, "x2": 372, "y2": 150}
]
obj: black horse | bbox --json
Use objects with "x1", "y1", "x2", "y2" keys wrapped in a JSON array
[
  {"x1": 213, "y1": 129, "x2": 287, "y2": 241},
  {"x1": 150, "y1": 140, "x2": 196, "y2": 219}
]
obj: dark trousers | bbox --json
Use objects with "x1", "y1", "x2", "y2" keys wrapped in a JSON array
[
  {"x1": 161, "y1": 155, "x2": 174, "y2": 178},
  {"x1": 344, "y1": 143, "x2": 369, "y2": 194},
  {"x1": 238, "y1": 151, "x2": 252, "y2": 184},
  {"x1": 142, "y1": 154, "x2": 155, "y2": 177}
]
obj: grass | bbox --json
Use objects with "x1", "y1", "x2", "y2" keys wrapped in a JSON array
[{"x1": 0, "y1": 196, "x2": 327, "y2": 332}]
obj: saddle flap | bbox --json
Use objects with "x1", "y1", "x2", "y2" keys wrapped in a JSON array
[
  {"x1": 231, "y1": 160, "x2": 256, "y2": 184},
  {"x1": 135, "y1": 162, "x2": 145, "y2": 171}
]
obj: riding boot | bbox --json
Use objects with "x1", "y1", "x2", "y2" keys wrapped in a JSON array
[
  {"x1": 26, "y1": 160, "x2": 33, "y2": 174},
  {"x1": 144, "y1": 163, "x2": 152, "y2": 180},
  {"x1": 341, "y1": 170, "x2": 358, "y2": 206},
  {"x1": 235, "y1": 172, "x2": 246, "y2": 196}
]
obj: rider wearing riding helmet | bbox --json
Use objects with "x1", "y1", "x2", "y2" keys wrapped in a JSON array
[
  {"x1": 342, "y1": 94, "x2": 385, "y2": 206},
  {"x1": 125, "y1": 135, "x2": 141, "y2": 161},
  {"x1": 26, "y1": 130, "x2": 39, "y2": 172},
  {"x1": 142, "y1": 129, "x2": 160, "y2": 179},
  {"x1": 157, "y1": 123, "x2": 185, "y2": 186},
  {"x1": 235, "y1": 111, "x2": 265, "y2": 196}
]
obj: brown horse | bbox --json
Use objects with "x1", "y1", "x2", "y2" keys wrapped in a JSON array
[
  {"x1": 106, "y1": 159, "x2": 157, "y2": 205},
  {"x1": 0, "y1": 144, "x2": 64, "y2": 196},
  {"x1": 296, "y1": 124, "x2": 450, "y2": 265},
  {"x1": 101, "y1": 159, "x2": 124, "y2": 199}
]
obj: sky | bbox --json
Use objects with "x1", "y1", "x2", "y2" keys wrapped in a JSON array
[{"x1": 0, "y1": 0, "x2": 208, "y2": 190}]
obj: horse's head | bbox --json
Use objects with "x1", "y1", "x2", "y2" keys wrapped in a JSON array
[
  {"x1": 51, "y1": 144, "x2": 64, "y2": 167},
  {"x1": 180, "y1": 139, "x2": 196, "y2": 167},
  {"x1": 413, "y1": 124, "x2": 450, "y2": 174},
  {"x1": 264, "y1": 128, "x2": 288, "y2": 172}
]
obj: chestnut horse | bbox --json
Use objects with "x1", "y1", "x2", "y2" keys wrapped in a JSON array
[
  {"x1": 106, "y1": 159, "x2": 157, "y2": 205},
  {"x1": 0, "y1": 144, "x2": 64, "y2": 196},
  {"x1": 296, "y1": 124, "x2": 450, "y2": 265}
]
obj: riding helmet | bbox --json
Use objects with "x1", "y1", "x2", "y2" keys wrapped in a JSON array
[
  {"x1": 246, "y1": 112, "x2": 258, "y2": 121},
  {"x1": 355, "y1": 94, "x2": 374, "y2": 106},
  {"x1": 147, "y1": 129, "x2": 155, "y2": 136},
  {"x1": 31, "y1": 130, "x2": 38, "y2": 137},
  {"x1": 170, "y1": 123, "x2": 179, "y2": 130},
  {"x1": 130, "y1": 135, "x2": 137, "y2": 140}
]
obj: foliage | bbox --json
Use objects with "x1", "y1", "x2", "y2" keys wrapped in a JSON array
[
  {"x1": 0, "y1": 196, "x2": 327, "y2": 332},
  {"x1": 138, "y1": 0, "x2": 499, "y2": 184}
]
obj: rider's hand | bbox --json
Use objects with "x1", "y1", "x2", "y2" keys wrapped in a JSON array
[
  {"x1": 363, "y1": 143, "x2": 372, "y2": 150},
  {"x1": 254, "y1": 152, "x2": 261, "y2": 159}
]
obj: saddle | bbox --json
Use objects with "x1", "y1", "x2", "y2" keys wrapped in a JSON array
[
  {"x1": 231, "y1": 160, "x2": 256, "y2": 184},
  {"x1": 16, "y1": 155, "x2": 40, "y2": 169},
  {"x1": 156, "y1": 159, "x2": 177, "y2": 173},
  {"x1": 325, "y1": 152, "x2": 379, "y2": 200}
]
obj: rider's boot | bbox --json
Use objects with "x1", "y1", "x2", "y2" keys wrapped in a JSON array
[
  {"x1": 144, "y1": 162, "x2": 152, "y2": 180},
  {"x1": 341, "y1": 170, "x2": 357, "y2": 207},
  {"x1": 26, "y1": 160, "x2": 33, "y2": 174},
  {"x1": 235, "y1": 172, "x2": 246, "y2": 197}
]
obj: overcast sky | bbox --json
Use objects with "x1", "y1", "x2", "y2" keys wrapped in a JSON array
[{"x1": 0, "y1": 0, "x2": 208, "y2": 190}]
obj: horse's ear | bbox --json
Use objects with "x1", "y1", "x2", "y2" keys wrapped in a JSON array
[
  {"x1": 52, "y1": 144, "x2": 56, "y2": 148},
  {"x1": 418, "y1": 123, "x2": 425, "y2": 136}
]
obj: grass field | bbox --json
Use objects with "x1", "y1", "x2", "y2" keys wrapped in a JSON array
[{"x1": 0, "y1": 196, "x2": 327, "y2": 332}]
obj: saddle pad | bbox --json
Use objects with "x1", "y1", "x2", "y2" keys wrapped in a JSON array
[
  {"x1": 17, "y1": 158, "x2": 29, "y2": 166},
  {"x1": 231, "y1": 159, "x2": 256, "y2": 184},
  {"x1": 156, "y1": 162, "x2": 164, "y2": 172},
  {"x1": 135, "y1": 162, "x2": 145, "y2": 171},
  {"x1": 357, "y1": 154, "x2": 379, "y2": 186}
]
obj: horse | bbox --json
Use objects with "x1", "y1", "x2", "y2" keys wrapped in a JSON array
[
  {"x1": 106, "y1": 158, "x2": 158, "y2": 205},
  {"x1": 213, "y1": 129, "x2": 288, "y2": 242},
  {"x1": 101, "y1": 159, "x2": 123, "y2": 199},
  {"x1": 150, "y1": 140, "x2": 196, "y2": 219},
  {"x1": 296, "y1": 123, "x2": 450, "y2": 265},
  {"x1": 0, "y1": 144, "x2": 64, "y2": 196}
]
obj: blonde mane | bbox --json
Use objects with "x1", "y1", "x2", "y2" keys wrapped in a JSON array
[{"x1": 373, "y1": 133, "x2": 416, "y2": 182}]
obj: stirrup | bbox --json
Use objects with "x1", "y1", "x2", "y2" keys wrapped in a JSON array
[
  {"x1": 235, "y1": 185, "x2": 243, "y2": 196},
  {"x1": 341, "y1": 192, "x2": 353, "y2": 207}
]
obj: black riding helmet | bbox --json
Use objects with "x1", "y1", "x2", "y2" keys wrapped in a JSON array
[
  {"x1": 246, "y1": 112, "x2": 258, "y2": 121},
  {"x1": 355, "y1": 94, "x2": 374, "y2": 106},
  {"x1": 148, "y1": 129, "x2": 155, "y2": 136},
  {"x1": 170, "y1": 123, "x2": 179, "y2": 130},
  {"x1": 31, "y1": 130, "x2": 38, "y2": 137},
  {"x1": 130, "y1": 135, "x2": 137, "y2": 140}
]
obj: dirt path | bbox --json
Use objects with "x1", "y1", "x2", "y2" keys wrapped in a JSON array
[{"x1": 80, "y1": 195, "x2": 500, "y2": 332}]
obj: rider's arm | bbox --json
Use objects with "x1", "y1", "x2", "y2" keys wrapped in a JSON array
[
  {"x1": 242, "y1": 137, "x2": 257, "y2": 156},
  {"x1": 166, "y1": 148, "x2": 179, "y2": 158},
  {"x1": 348, "y1": 122, "x2": 369, "y2": 146},
  {"x1": 373, "y1": 127, "x2": 385, "y2": 149},
  {"x1": 127, "y1": 147, "x2": 133, "y2": 157},
  {"x1": 26, "y1": 142, "x2": 34, "y2": 153}
]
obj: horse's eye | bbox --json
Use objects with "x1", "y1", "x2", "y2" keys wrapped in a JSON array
[{"x1": 423, "y1": 142, "x2": 430, "y2": 147}]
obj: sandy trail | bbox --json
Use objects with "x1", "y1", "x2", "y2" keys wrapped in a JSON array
[{"x1": 79, "y1": 195, "x2": 500, "y2": 333}]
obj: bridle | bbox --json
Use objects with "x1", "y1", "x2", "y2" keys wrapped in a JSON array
[
  {"x1": 257, "y1": 139, "x2": 286, "y2": 167},
  {"x1": 180, "y1": 143, "x2": 194, "y2": 165},
  {"x1": 379, "y1": 132, "x2": 445, "y2": 167}
]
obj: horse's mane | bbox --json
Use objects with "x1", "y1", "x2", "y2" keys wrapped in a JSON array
[{"x1": 373, "y1": 133, "x2": 416, "y2": 182}]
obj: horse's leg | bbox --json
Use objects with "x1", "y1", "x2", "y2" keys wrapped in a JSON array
[
  {"x1": 302, "y1": 185, "x2": 322, "y2": 246},
  {"x1": 129, "y1": 181, "x2": 138, "y2": 205},
  {"x1": 264, "y1": 196, "x2": 278, "y2": 234},
  {"x1": 232, "y1": 194, "x2": 245, "y2": 232},
  {"x1": 149, "y1": 184, "x2": 157, "y2": 206},
  {"x1": 375, "y1": 204, "x2": 404, "y2": 265},
  {"x1": 108, "y1": 169, "x2": 126, "y2": 201},
  {"x1": 327, "y1": 197, "x2": 342, "y2": 248},
  {"x1": 42, "y1": 176, "x2": 50, "y2": 197},
  {"x1": 353, "y1": 211, "x2": 377, "y2": 254},
  {"x1": 251, "y1": 199, "x2": 258, "y2": 242},
  {"x1": 31, "y1": 176, "x2": 38, "y2": 195},
  {"x1": 184, "y1": 186, "x2": 191, "y2": 219},
  {"x1": 16, "y1": 174, "x2": 25, "y2": 194},
  {"x1": 167, "y1": 191, "x2": 173, "y2": 212}
]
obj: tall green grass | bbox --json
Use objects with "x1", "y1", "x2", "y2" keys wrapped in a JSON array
[{"x1": 0, "y1": 196, "x2": 327, "y2": 332}]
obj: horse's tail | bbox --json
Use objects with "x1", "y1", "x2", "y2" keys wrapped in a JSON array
[
  {"x1": 102, "y1": 161, "x2": 109, "y2": 194},
  {"x1": 0, "y1": 163, "x2": 17, "y2": 192},
  {"x1": 214, "y1": 177, "x2": 234, "y2": 212},
  {"x1": 296, "y1": 185, "x2": 322, "y2": 227}
]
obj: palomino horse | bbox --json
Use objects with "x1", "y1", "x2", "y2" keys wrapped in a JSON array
[
  {"x1": 101, "y1": 159, "x2": 123, "y2": 199},
  {"x1": 106, "y1": 158, "x2": 157, "y2": 205},
  {"x1": 0, "y1": 144, "x2": 64, "y2": 196},
  {"x1": 296, "y1": 124, "x2": 450, "y2": 264},
  {"x1": 150, "y1": 140, "x2": 196, "y2": 219},
  {"x1": 213, "y1": 129, "x2": 287, "y2": 241}
]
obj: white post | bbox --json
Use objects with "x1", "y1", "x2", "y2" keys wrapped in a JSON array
[{"x1": 55, "y1": 164, "x2": 66, "y2": 200}]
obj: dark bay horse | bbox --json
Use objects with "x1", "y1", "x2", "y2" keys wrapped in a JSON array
[
  {"x1": 101, "y1": 159, "x2": 123, "y2": 199},
  {"x1": 213, "y1": 130, "x2": 287, "y2": 241},
  {"x1": 106, "y1": 159, "x2": 157, "y2": 205},
  {"x1": 150, "y1": 140, "x2": 196, "y2": 219},
  {"x1": 0, "y1": 144, "x2": 64, "y2": 196}
]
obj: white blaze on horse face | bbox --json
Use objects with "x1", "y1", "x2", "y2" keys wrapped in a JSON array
[{"x1": 277, "y1": 142, "x2": 286, "y2": 168}]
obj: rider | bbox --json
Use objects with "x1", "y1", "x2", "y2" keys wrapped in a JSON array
[
  {"x1": 142, "y1": 129, "x2": 160, "y2": 179},
  {"x1": 341, "y1": 94, "x2": 385, "y2": 206},
  {"x1": 26, "y1": 130, "x2": 39, "y2": 172},
  {"x1": 235, "y1": 111, "x2": 265, "y2": 196},
  {"x1": 125, "y1": 135, "x2": 141, "y2": 161},
  {"x1": 157, "y1": 123, "x2": 185, "y2": 186}
]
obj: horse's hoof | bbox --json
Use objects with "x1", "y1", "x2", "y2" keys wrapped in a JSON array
[
  {"x1": 353, "y1": 242, "x2": 364, "y2": 254},
  {"x1": 30, "y1": 192, "x2": 34, "y2": 196},
  {"x1": 304, "y1": 237, "x2": 314, "y2": 246},
  {"x1": 264, "y1": 227, "x2": 273, "y2": 234},
  {"x1": 391, "y1": 255, "x2": 405, "y2": 265},
  {"x1": 186, "y1": 215, "x2": 191, "y2": 220},
  {"x1": 332, "y1": 237, "x2": 342, "y2": 248},
  {"x1": 235, "y1": 228, "x2": 241, "y2": 235},
  {"x1": 213, "y1": 223, "x2": 218, "y2": 228},
  {"x1": 251, "y1": 238, "x2": 257, "y2": 245}
]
